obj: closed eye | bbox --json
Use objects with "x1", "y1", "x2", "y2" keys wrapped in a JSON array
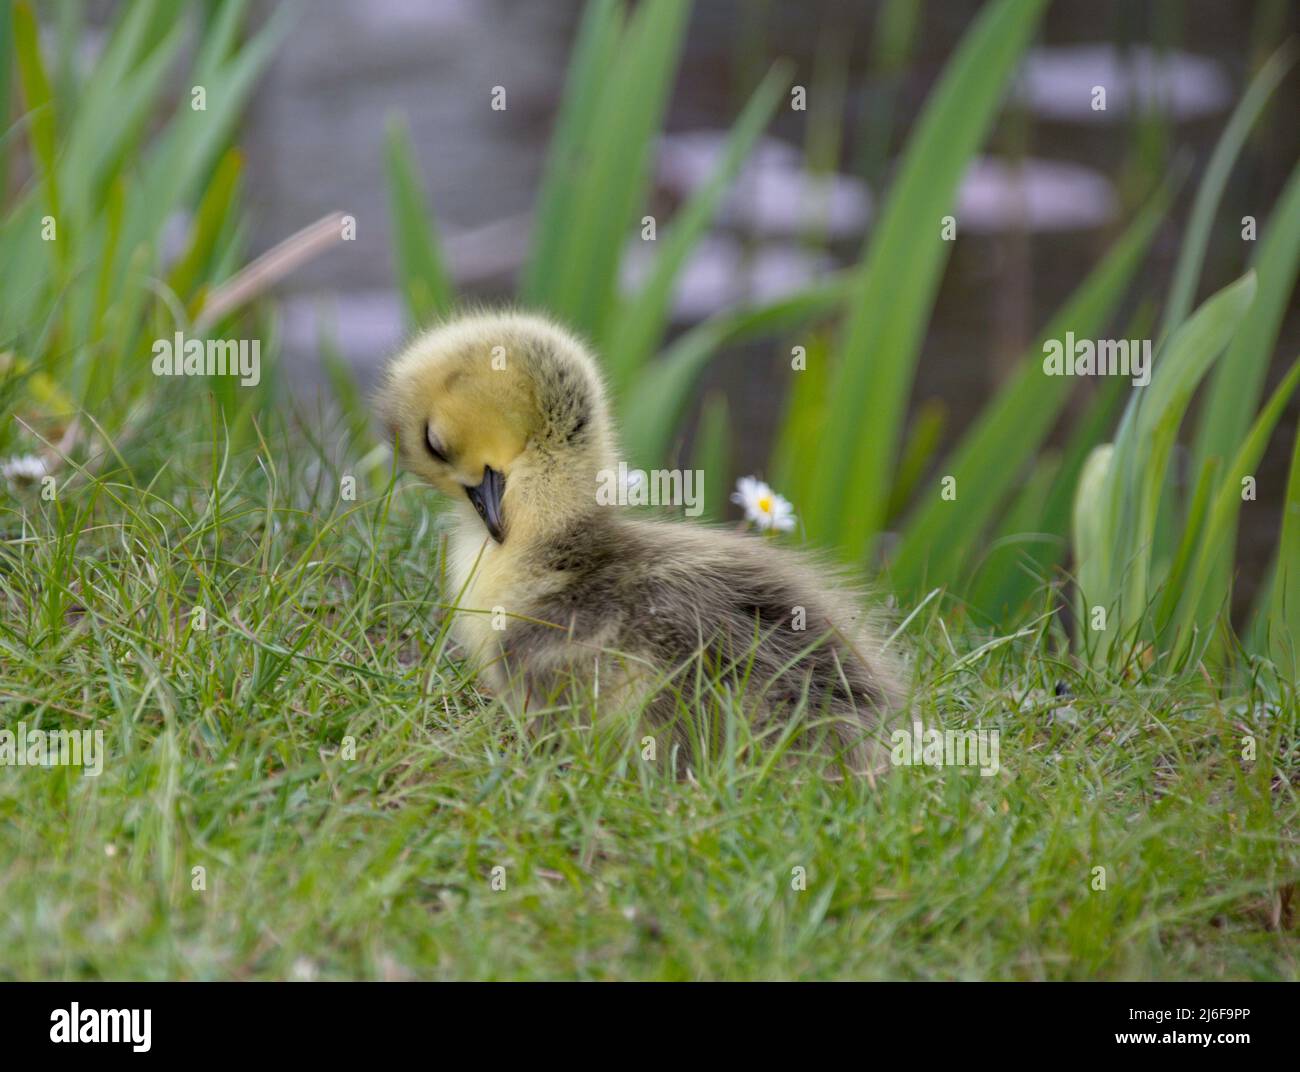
[{"x1": 425, "y1": 424, "x2": 448, "y2": 463}]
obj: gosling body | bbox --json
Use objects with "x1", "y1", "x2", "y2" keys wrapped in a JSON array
[{"x1": 377, "y1": 311, "x2": 905, "y2": 772}]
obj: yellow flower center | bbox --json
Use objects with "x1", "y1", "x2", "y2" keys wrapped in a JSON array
[{"x1": 757, "y1": 495, "x2": 773, "y2": 515}]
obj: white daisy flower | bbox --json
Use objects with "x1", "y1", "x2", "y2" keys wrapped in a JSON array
[
  {"x1": 731, "y1": 475, "x2": 796, "y2": 532},
  {"x1": 1, "y1": 454, "x2": 47, "y2": 486}
]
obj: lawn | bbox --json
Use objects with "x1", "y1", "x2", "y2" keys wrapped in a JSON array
[{"x1": 1, "y1": 404, "x2": 1295, "y2": 981}]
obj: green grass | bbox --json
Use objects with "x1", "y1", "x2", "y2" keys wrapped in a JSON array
[{"x1": 1, "y1": 399, "x2": 1297, "y2": 981}]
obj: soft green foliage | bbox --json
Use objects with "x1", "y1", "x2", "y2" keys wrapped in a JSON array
[
  {"x1": 2, "y1": 406, "x2": 1296, "y2": 980},
  {"x1": 1075, "y1": 274, "x2": 1256, "y2": 666},
  {"x1": 1168, "y1": 361, "x2": 1300, "y2": 662},
  {"x1": 517, "y1": 0, "x2": 625, "y2": 307},
  {"x1": 853, "y1": 0, "x2": 923, "y2": 187},
  {"x1": 802, "y1": 0, "x2": 1048, "y2": 562},
  {"x1": 0, "y1": 0, "x2": 290, "y2": 451},
  {"x1": 887, "y1": 184, "x2": 1173, "y2": 598},
  {"x1": 12, "y1": 2, "x2": 59, "y2": 230},
  {"x1": 623, "y1": 275, "x2": 849, "y2": 466},
  {"x1": 1159, "y1": 44, "x2": 1292, "y2": 339},
  {"x1": 603, "y1": 58, "x2": 792, "y2": 395},
  {"x1": 778, "y1": 20, "x2": 1295, "y2": 675},
  {"x1": 1188, "y1": 161, "x2": 1300, "y2": 638},
  {"x1": 524, "y1": 0, "x2": 690, "y2": 341},
  {"x1": 0, "y1": 2, "x2": 13, "y2": 193},
  {"x1": 385, "y1": 117, "x2": 454, "y2": 328},
  {"x1": 1273, "y1": 430, "x2": 1300, "y2": 681}
]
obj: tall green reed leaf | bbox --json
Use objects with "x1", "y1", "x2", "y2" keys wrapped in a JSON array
[
  {"x1": 520, "y1": 0, "x2": 623, "y2": 305},
  {"x1": 12, "y1": 1, "x2": 61, "y2": 258},
  {"x1": 384, "y1": 116, "x2": 454, "y2": 327},
  {"x1": 1159, "y1": 43, "x2": 1292, "y2": 339},
  {"x1": 1170, "y1": 359, "x2": 1300, "y2": 662},
  {"x1": 1186, "y1": 160, "x2": 1300, "y2": 623},
  {"x1": 533, "y1": 0, "x2": 689, "y2": 340},
  {"x1": 604, "y1": 59, "x2": 792, "y2": 393},
  {"x1": 889, "y1": 181, "x2": 1171, "y2": 595},
  {"x1": 621, "y1": 274, "x2": 850, "y2": 467},
  {"x1": 1078, "y1": 272, "x2": 1256, "y2": 664},
  {"x1": 1269, "y1": 423, "x2": 1300, "y2": 679},
  {"x1": 803, "y1": 0, "x2": 1048, "y2": 563}
]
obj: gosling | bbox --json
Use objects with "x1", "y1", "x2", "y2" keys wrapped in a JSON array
[{"x1": 375, "y1": 311, "x2": 906, "y2": 774}]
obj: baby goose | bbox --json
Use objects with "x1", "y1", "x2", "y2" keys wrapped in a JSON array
[{"x1": 376, "y1": 311, "x2": 906, "y2": 773}]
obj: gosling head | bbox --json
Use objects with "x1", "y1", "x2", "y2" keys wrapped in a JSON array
[{"x1": 376, "y1": 311, "x2": 616, "y2": 546}]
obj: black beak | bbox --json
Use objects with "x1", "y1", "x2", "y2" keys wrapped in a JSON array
[{"x1": 466, "y1": 466, "x2": 506, "y2": 543}]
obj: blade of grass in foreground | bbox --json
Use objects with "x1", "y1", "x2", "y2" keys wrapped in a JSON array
[{"x1": 804, "y1": 0, "x2": 1049, "y2": 563}]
